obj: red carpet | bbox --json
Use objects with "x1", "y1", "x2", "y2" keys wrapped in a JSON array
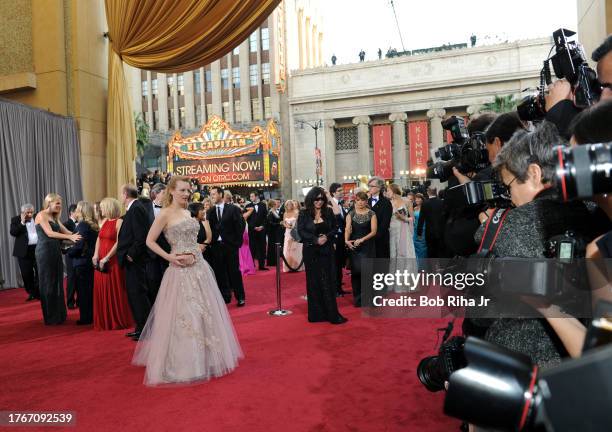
[{"x1": 0, "y1": 271, "x2": 460, "y2": 432}]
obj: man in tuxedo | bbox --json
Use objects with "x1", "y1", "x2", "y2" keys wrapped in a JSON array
[
  {"x1": 64, "y1": 204, "x2": 78, "y2": 309},
  {"x1": 246, "y1": 192, "x2": 268, "y2": 270},
  {"x1": 117, "y1": 184, "x2": 152, "y2": 341},
  {"x1": 207, "y1": 186, "x2": 246, "y2": 306},
  {"x1": 140, "y1": 183, "x2": 169, "y2": 303},
  {"x1": 367, "y1": 176, "x2": 393, "y2": 259},
  {"x1": 10, "y1": 204, "x2": 40, "y2": 301},
  {"x1": 416, "y1": 187, "x2": 446, "y2": 258},
  {"x1": 330, "y1": 183, "x2": 349, "y2": 296}
]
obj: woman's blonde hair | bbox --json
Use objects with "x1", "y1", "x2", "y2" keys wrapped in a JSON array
[
  {"x1": 162, "y1": 176, "x2": 191, "y2": 208},
  {"x1": 76, "y1": 201, "x2": 99, "y2": 231},
  {"x1": 99, "y1": 197, "x2": 122, "y2": 219},
  {"x1": 284, "y1": 199, "x2": 296, "y2": 213},
  {"x1": 42, "y1": 193, "x2": 62, "y2": 221}
]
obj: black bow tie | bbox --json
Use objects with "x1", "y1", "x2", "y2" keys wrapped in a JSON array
[{"x1": 154, "y1": 204, "x2": 162, "y2": 208}]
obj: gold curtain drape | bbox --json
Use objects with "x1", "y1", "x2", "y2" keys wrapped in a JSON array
[{"x1": 104, "y1": 0, "x2": 280, "y2": 196}]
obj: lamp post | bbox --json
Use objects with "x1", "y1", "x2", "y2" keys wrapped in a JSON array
[{"x1": 296, "y1": 119, "x2": 323, "y2": 186}]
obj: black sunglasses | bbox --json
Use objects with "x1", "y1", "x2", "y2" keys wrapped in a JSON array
[{"x1": 314, "y1": 196, "x2": 325, "y2": 202}]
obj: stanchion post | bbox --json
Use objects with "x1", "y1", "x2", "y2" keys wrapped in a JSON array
[{"x1": 269, "y1": 243, "x2": 292, "y2": 316}]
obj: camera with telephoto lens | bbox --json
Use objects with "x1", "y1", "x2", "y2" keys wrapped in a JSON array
[
  {"x1": 443, "y1": 301, "x2": 612, "y2": 431},
  {"x1": 517, "y1": 28, "x2": 601, "y2": 122},
  {"x1": 427, "y1": 117, "x2": 490, "y2": 182},
  {"x1": 416, "y1": 321, "x2": 467, "y2": 392},
  {"x1": 554, "y1": 142, "x2": 612, "y2": 201}
]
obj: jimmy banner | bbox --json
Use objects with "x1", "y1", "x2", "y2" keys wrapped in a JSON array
[
  {"x1": 408, "y1": 121, "x2": 429, "y2": 174},
  {"x1": 167, "y1": 116, "x2": 281, "y2": 186},
  {"x1": 373, "y1": 124, "x2": 393, "y2": 179}
]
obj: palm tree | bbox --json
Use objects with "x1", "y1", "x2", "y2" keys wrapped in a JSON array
[
  {"x1": 134, "y1": 112, "x2": 150, "y2": 163},
  {"x1": 482, "y1": 94, "x2": 518, "y2": 113}
]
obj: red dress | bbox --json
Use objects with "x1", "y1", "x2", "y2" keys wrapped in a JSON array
[{"x1": 93, "y1": 219, "x2": 133, "y2": 330}]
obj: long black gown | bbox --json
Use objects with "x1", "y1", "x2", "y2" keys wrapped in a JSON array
[
  {"x1": 299, "y1": 210, "x2": 343, "y2": 323},
  {"x1": 348, "y1": 209, "x2": 376, "y2": 307},
  {"x1": 35, "y1": 222, "x2": 66, "y2": 325}
]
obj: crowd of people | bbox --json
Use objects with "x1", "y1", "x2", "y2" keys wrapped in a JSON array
[{"x1": 8, "y1": 33, "x2": 611, "y2": 394}]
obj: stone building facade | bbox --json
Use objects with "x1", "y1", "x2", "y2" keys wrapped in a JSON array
[{"x1": 287, "y1": 38, "x2": 554, "y2": 198}]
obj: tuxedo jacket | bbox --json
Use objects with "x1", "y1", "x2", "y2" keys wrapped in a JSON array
[
  {"x1": 117, "y1": 200, "x2": 151, "y2": 267},
  {"x1": 139, "y1": 197, "x2": 171, "y2": 256},
  {"x1": 10, "y1": 215, "x2": 36, "y2": 258},
  {"x1": 245, "y1": 201, "x2": 267, "y2": 231},
  {"x1": 63, "y1": 218, "x2": 77, "y2": 233},
  {"x1": 416, "y1": 197, "x2": 445, "y2": 240},
  {"x1": 368, "y1": 196, "x2": 392, "y2": 239},
  {"x1": 207, "y1": 203, "x2": 246, "y2": 250}
]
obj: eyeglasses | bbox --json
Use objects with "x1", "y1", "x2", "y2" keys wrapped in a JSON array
[
  {"x1": 505, "y1": 176, "x2": 518, "y2": 190},
  {"x1": 314, "y1": 197, "x2": 325, "y2": 202},
  {"x1": 368, "y1": 184, "x2": 379, "y2": 189}
]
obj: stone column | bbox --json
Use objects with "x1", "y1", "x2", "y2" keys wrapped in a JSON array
[
  {"x1": 426, "y1": 108, "x2": 446, "y2": 158},
  {"x1": 352, "y1": 115, "x2": 371, "y2": 177},
  {"x1": 211, "y1": 60, "x2": 222, "y2": 116},
  {"x1": 324, "y1": 120, "x2": 336, "y2": 184},
  {"x1": 184, "y1": 71, "x2": 195, "y2": 128},
  {"x1": 467, "y1": 104, "x2": 483, "y2": 120},
  {"x1": 172, "y1": 73, "x2": 180, "y2": 128},
  {"x1": 158, "y1": 73, "x2": 169, "y2": 131},
  {"x1": 146, "y1": 71, "x2": 153, "y2": 127},
  {"x1": 389, "y1": 112, "x2": 407, "y2": 182}
]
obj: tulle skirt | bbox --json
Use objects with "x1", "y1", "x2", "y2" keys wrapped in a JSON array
[{"x1": 132, "y1": 257, "x2": 243, "y2": 386}]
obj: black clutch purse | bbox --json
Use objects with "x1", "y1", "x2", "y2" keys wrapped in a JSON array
[{"x1": 94, "y1": 263, "x2": 109, "y2": 273}]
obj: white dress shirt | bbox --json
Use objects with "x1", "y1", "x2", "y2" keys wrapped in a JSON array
[{"x1": 25, "y1": 220, "x2": 38, "y2": 245}]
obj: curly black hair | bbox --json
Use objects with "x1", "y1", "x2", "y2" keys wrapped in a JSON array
[{"x1": 303, "y1": 186, "x2": 328, "y2": 219}]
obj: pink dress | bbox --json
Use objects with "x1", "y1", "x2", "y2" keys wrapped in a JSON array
[
  {"x1": 132, "y1": 217, "x2": 242, "y2": 386},
  {"x1": 239, "y1": 227, "x2": 256, "y2": 275}
]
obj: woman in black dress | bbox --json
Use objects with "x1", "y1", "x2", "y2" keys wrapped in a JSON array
[
  {"x1": 68, "y1": 201, "x2": 99, "y2": 325},
  {"x1": 265, "y1": 199, "x2": 283, "y2": 266},
  {"x1": 297, "y1": 187, "x2": 347, "y2": 324},
  {"x1": 188, "y1": 202, "x2": 212, "y2": 263},
  {"x1": 345, "y1": 191, "x2": 377, "y2": 307},
  {"x1": 34, "y1": 193, "x2": 81, "y2": 325}
]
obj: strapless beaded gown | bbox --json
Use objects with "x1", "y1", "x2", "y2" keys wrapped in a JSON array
[{"x1": 132, "y1": 217, "x2": 243, "y2": 386}]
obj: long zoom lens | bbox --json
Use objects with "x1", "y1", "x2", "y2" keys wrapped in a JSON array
[{"x1": 555, "y1": 142, "x2": 612, "y2": 201}]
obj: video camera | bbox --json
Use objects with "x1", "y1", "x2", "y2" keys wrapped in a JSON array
[
  {"x1": 442, "y1": 178, "x2": 511, "y2": 209},
  {"x1": 517, "y1": 28, "x2": 601, "y2": 121},
  {"x1": 426, "y1": 116, "x2": 489, "y2": 183}
]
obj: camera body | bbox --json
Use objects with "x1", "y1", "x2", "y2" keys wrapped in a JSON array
[
  {"x1": 518, "y1": 28, "x2": 601, "y2": 121},
  {"x1": 427, "y1": 116, "x2": 490, "y2": 182}
]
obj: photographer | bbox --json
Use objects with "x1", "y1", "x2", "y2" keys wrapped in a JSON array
[
  {"x1": 442, "y1": 113, "x2": 498, "y2": 258},
  {"x1": 544, "y1": 34, "x2": 612, "y2": 138},
  {"x1": 475, "y1": 122, "x2": 608, "y2": 365}
]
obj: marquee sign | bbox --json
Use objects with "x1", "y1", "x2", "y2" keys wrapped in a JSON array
[{"x1": 167, "y1": 116, "x2": 281, "y2": 186}]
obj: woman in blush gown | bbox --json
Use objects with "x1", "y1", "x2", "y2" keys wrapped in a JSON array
[
  {"x1": 133, "y1": 176, "x2": 242, "y2": 386},
  {"x1": 281, "y1": 200, "x2": 304, "y2": 272}
]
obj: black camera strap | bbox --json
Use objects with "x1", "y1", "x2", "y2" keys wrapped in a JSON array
[{"x1": 477, "y1": 208, "x2": 510, "y2": 255}]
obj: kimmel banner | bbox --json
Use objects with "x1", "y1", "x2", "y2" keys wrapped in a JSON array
[
  {"x1": 408, "y1": 121, "x2": 429, "y2": 173},
  {"x1": 373, "y1": 124, "x2": 393, "y2": 179}
]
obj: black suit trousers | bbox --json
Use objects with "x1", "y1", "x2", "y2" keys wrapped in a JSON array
[
  {"x1": 124, "y1": 261, "x2": 152, "y2": 332},
  {"x1": 211, "y1": 242, "x2": 245, "y2": 303},
  {"x1": 248, "y1": 229, "x2": 267, "y2": 265},
  {"x1": 65, "y1": 255, "x2": 77, "y2": 305},
  {"x1": 145, "y1": 258, "x2": 167, "y2": 304},
  {"x1": 74, "y1": 265, "x2": 94, "y2": 323},
  {"x1": 334, "y1": 234, "x2": 346, "y2": 291},
  {"x1": 17, "y1": 245, "x2": 39, "y2": 297}
]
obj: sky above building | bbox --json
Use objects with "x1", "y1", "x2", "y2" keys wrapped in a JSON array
[{"x1": 322, "y1": 0, "x2": 578, "y2": 64}]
